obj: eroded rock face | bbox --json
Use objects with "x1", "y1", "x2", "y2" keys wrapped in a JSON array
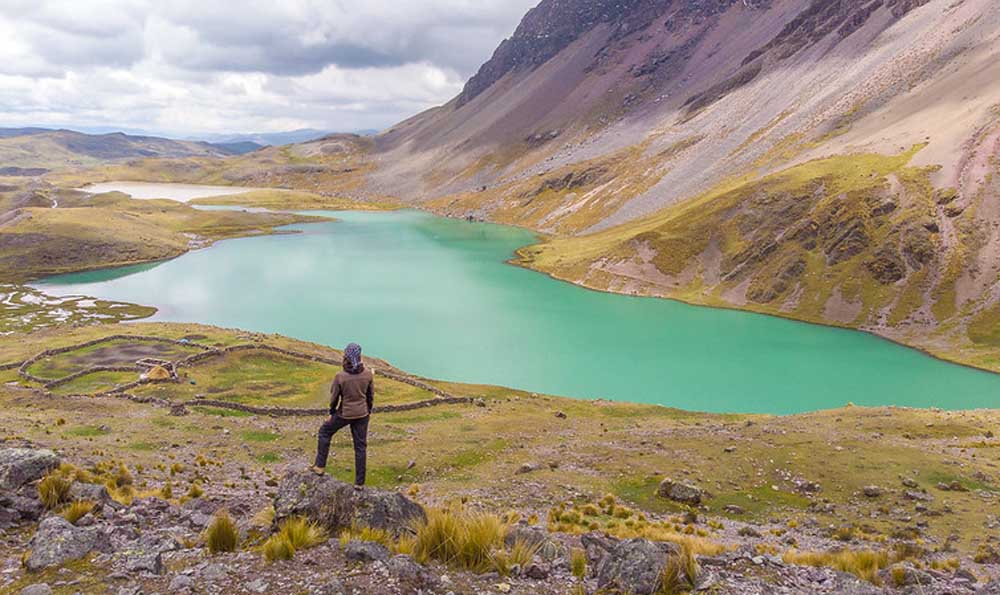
[
  {"x1": 596, "y1": 538, "x2": 678, "y2": 595},
  {"x1": 273, "y1": 469, "x2": 425, "y2": 535},
  {"x1": 0, "y1": 448, "x2": 59, "y2": 490},
  {"x1": 25, "y1": 516, "x2": 111, "y2": 571}
]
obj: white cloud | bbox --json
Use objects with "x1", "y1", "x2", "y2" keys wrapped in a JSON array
[{"x1": 0, "y1": 0, "x2": 537, "y2": 136}]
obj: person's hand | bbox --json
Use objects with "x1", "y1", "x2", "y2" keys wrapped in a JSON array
[{"x1": 327, "y1": 415, "x2": 334, "y2": 424}]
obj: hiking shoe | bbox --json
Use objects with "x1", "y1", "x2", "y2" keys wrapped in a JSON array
[
  {"x1": 310, "y1": 466, "x2": 326, "y2": 476},
  {"x1": 353, "y1": 484, "x2": 364, "y2": 492}
]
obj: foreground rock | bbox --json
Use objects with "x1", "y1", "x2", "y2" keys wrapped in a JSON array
[
  {"x1": 596, "y1": 538, "x2": 678, "y2": 594},
  {"x1": 0, "y1": 448, "x2": 59, "y2": 490},
  {"x1": 273, "y1": 469, "x2": 425, "y2": 535},
  {"x1": 25, "y1": 516, "x2": 110, "y2": 571}
]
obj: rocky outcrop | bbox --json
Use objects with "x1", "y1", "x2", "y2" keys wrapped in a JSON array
[
  {"x1": 273, "y1": 469, "x2": 425, "y2": 535},
  {"x1": 596, "y1": 538, "x2": 678, "y2": 595},
  {"x1": 25, "y1": 516, "x2": 111, "y2": 571},
  {"x1": 0, "y1": 448, "x2": 59, "y2": 490}
]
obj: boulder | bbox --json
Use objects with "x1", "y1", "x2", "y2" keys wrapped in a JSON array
[
  {"x1": 657, "y1": 478, "x2": 703, "y2": 505},
  {"x1": 581, "y1": 531, "x2": 618, "y2": 567},
  {"x1": 123, "y1": 550, "x2": 165, "y2": 575},
  {"x1": 385, "y1": 553, "x2": 438, "y2": 589},
  {"x1": 904, "y1": 490, "x2": 933, "y2": 502},
  {"x1": 0, "y1": 448, "x2": 59, "y2": 490},
  {"x1": 25, "y1": 516, "x2": 111, "y2": 571},
  {"x1": 0, "y1": 492, "x2": 44, "y2": 528},
  {"x1": 525, "y1": 561, "x2": 550, "y2": 580},
  {"x1": 20, "y1": 585, "x2": 53, "y2": 595},
  {"x1": 273, "y1": 469, "x2": 425, "y2": 536},
  {"x1": 344, "y1": 540, "x2": 391, "y2": 563},
  {"x1": 386, "y1": 554, "x2": 424, "y2": 580},
  {"x1": 68, "y1": 482, "x2": 111, "y2": 503},
  {"x1": 862, "y1": 485, "x2": 883, "y2": 498},
  {"x1": 596, "y1": 538, "x2": 678, "y2": 595},
  {"x1": 516, "y1": 462, "x2": 540, "y2": 474}
]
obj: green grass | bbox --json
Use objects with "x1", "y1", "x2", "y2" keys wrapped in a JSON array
[
  {"x1": 66, "y1": 425, "x2": 112, "y2": 437},
  {"x1": 922, "y1": 471, "x2": 994, "y2": 492},
  {"x1": 49, "y1": 370, "x2": 139, "y2": 396},
  {"x1": 134, "y1": 349, "x2": 436, "y2": 409},
  {"x1": 712, "y1": 485, "x2": 812, "y2": 518}
]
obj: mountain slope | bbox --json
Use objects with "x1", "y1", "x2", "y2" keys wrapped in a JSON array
[
  {"x1": 0, "y1": 129, "x2": 237, "y2": 173},
  {"x1": 356, "y1": 0, "x2": 1000, "y2": 372}
]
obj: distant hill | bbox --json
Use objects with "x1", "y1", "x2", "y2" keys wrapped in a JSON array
[
  {"x1": 0, "y1": 128, "x2": 238, "y2": 173},
  {"x1": 207, "y1": 141, "x2": 265, "y2": 155},
  {"x1": 193, "y1": 129, "x2": 336, "y2": 147}
]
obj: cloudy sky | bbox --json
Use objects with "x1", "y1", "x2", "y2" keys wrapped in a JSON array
[{"x1": 0, "y1": 0, "x2": 537, "y2": 138}]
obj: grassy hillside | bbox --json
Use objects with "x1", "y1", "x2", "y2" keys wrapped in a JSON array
[
  {"x1": 0, "y1": 191, "x2": 327, "y2": 282},
  {"x1": 0, "y1": 130, "x2": 230, "y2": 172},
  {"x1": 516, "y1": 146, "x2": 1000, "y2": 374}
]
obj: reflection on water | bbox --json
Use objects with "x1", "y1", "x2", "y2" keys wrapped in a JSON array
[{"x1": 77, "y1": 181, "x2": 259, "y2": 203}]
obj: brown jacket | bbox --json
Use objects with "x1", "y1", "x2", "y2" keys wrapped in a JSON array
[{"x1": 330, "y1": 367, "x2": 374, "y2": 419}]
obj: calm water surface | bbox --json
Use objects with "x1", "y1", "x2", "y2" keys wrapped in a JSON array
[
  {"x1": 35, "y1": 187, "x2": 1000, "y2": 413},
  {"x1": 77, "y1": 181, "x2": 260, "y2": 202}
]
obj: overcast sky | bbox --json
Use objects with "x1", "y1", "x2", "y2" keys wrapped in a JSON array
[{"x1": 0, "y1": 0, "x2": 537, "y2": 138}]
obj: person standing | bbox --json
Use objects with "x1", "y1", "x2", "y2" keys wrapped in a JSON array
[{"x1": 312, "y1": 343, "x2": 374, "y2": 486}]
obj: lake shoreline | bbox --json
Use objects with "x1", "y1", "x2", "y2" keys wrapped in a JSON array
[
  {"x1": 508, "y1": 253, "x2": 1000, "y2": 386},
  {"x1": 33, "y1": 191, "x2": 1000, "y2": 413}
]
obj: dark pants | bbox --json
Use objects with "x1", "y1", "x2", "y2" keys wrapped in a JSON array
[{"x1": 314, "y1": 415, "x2": 369, "y2": 486}]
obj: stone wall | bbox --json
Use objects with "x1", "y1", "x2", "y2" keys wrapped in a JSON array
[{"x1": 11, "y1": 334, "x2": 470, "y2": 418}]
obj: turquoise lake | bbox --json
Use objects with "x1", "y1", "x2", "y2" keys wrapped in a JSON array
[{"x1": 36, "y1": 205, "x2": 1000, "y2": 414}]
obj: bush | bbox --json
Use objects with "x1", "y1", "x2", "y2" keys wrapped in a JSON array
[
  {"x1": 61, "y1": 501, "x2": 96, "y2": 524},
  {"x1": 279, "y1": 517, "x2": 327, "y2": 550},
  {"x1": 205, "y1": 511, "x2": 239, "y2": 554},
  {"x1": 490, "y1": 538, "x2": 540, "y2": 577},
  {"x1": 111, "y1": 463, "x2": 133, "y2": 488},
  {"x1": 37, "y1": 472, "x2": 72, "y2": 509},
  {"x1": 661, "y1": 549, "x2": 699, "y2": 594},
  {"x1": 413, "y1": 507, "x2": 506, "y2": 573},
  {"x1": 186, "y1": 483, "x2": 204, "y2": 500},
  {"x1": 783, "y1": 548, "x2": 890, "y2": 584},
  {"x1": 263, "y1": 534, "x2": 295, "y2": 562},
  {"x1": 105, "y1": 482, "x2": 136, "y2": 506},
  {"x1": 251, "y1": 505, "x2": 275, "y2": 528},
  {"x1": 570, "y1": 547, "x2": 587, "y2": 579},
  {"x1": 260, "y1": 517, "x2": 327, "y2": 562},
  {"x1": 339, "y1": 525, "x2": 394, "y2": 549}
]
